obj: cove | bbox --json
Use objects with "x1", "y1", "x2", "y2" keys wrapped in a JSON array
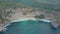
[{"x1": 1, "y1": 20, "x2": 60, "y2": 34}]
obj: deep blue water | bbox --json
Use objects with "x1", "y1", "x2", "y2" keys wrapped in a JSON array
[{"x1": 0, "y1": 20, "x2": 60, "y2": 34}]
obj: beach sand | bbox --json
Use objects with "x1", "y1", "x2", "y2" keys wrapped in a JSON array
[{"x1": 0, "y1": 8, "x2": 59, "y2": 31}]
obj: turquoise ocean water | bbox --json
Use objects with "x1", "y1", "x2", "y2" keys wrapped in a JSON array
[{"x1": 1, "y1": 20, "x2": 60, "y2": 34}]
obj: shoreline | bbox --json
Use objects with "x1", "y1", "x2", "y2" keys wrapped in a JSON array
[
  {"x1": 10, "y1": 18, "x2": 36, "y2": 23},
  {"x1": 0, "y1": 18, "x2": 55, "y2": 32},
  {"x1": 11, "y1": 19, "x2": 52, "y2": 23}
]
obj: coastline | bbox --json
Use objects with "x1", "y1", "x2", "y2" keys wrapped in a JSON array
[
  {"x1": 1, "y1": 18, "x2": 52, "y2": 32},
  {"x1": 10, "y1": 18, "x2": 36, "y2": 23}
]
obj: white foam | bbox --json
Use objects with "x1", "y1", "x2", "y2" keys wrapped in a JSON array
[
  {"x1": 11, "y1": 18, "x2": 36, "y2": 23},
  {"x1": 3, "y1": 23, "x2": 11, "y2": 28},
  {"x1": 3, "y1": 27, "x2": 7, "y2": 31},
  {"x1": 11, "y1": 18, "x2": 52, "y2": 23},
  {"x1": 39, "y1": 19, "x2": 52, "y2": 22},
  {"x1": 2, "y1": 18, "x2": 52, "y2": 31}
]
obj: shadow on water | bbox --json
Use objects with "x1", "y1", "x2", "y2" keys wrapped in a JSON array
[{"x1": 0, "y1": 20, "x2": 60, "y2": 34}]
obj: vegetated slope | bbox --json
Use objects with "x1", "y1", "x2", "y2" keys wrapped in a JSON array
[{"x1": 0, "y1": 0, "x2": 60, "y2": 11}]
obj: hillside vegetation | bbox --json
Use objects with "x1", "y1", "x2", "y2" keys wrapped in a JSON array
[{"x1": 0, "y1": 0, "x2": 60, "y2": 11}]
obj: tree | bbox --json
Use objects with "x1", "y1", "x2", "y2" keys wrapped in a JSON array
[
  {"x1": 34, "y1": 14, "x2": 45, "y2": 19},
  {"x1": 22, "y1": 12, "x2": 27, "y2": 15},
  {"x1": 0, "y1": 9, "x2": 13, "y2": 25}
]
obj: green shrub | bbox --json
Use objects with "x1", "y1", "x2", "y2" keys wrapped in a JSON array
[
  {"x1": 22, "y1": 12, "x2": 27, "y2": 15},
  {"x1": 34, "y1": 14, "x2": 45, "y2": 19}
]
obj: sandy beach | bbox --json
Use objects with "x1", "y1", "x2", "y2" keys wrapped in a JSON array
[{"x1": 0, "y1": 8, "x2": 59, "y2": 31}]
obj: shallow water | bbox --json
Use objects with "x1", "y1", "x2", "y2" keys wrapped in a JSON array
[{"x1": 1, "y1": 20, "x2": 60, "y2": 34}]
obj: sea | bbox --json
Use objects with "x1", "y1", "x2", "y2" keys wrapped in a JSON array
[{"x1": 0, "y1": 20, "x2": 60, "y2": 34}]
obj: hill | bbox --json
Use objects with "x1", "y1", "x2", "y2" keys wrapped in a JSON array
[{"x1": 0, "y1": 0, "x2": 60, "y2": 11}]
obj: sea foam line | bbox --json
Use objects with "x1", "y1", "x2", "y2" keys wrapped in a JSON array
[
  {"x1": 2, "y1": 18, "x2": 52, "y2": 32},
  {"x1": 11, "y1": 18, "x2": 36, "y2": 23},
  {"x1": 11, "y1": 18, "x2": 52, "y2": 23}
]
